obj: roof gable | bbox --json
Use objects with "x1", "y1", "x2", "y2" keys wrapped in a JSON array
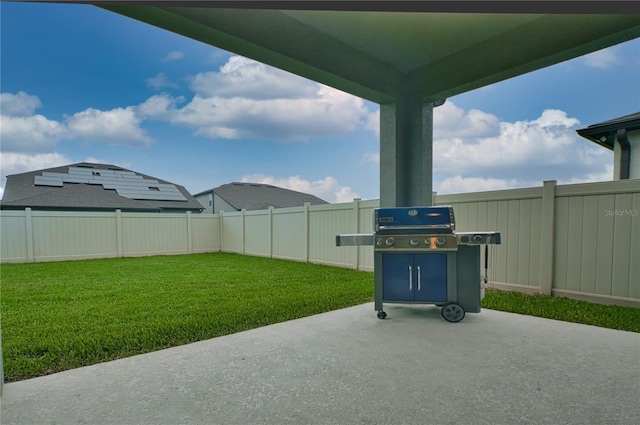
[{"x1": 213, "y1": 182, "x2": 328, "y2": 210}]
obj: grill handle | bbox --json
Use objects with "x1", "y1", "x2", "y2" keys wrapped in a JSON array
[
  {"x1": 408, "y1": 265, "x2": 412, "y2": 291},
  {"x1": 378, "y1": 224, "x2": 452, "y2": 231},
  {"x1": 417, "y1": 266, "x2": 421, "y2": 291}
]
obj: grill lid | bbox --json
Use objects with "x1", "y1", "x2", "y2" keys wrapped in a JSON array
[{"x1": 375, "y1": 206, "x2": 455, "y2": 234}]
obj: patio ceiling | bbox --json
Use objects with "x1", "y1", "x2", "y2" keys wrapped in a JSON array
[{"x1": 100, "y1": 3, "x2": 640, "y2": 104}]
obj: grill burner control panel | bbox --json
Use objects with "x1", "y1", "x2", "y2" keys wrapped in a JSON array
[{"x1": 375, "y1": 234, "x2": 457, "y2": 251}]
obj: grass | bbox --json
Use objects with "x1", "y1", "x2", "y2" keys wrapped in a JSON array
[
  {"x1": 1, "y1": 253, "x2": 638, "y2": 382},
  {"x1": 481, "y1": 288, "x2": 640, "y2": 333},
  {"x1": 1, "y1": 253, "x2": 373, "y2": 382}
]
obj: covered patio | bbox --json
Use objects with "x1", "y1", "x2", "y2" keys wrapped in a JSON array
[{"x1": 2, "y1": 2, "x2": 639, "y2": 423}]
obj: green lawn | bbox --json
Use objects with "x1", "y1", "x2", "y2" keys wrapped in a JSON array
[
  {"x1": 1, "y1": 253, "x2": 373, "y2": 382},
  {"x1": 2, "y1": 252, "x2": 638, "y2": 382}
]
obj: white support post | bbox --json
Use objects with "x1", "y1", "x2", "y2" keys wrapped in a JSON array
[{"x1": 540, "y1": 180, "x2": 556, "y2": 295}]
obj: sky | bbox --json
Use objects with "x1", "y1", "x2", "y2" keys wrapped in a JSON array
[{"x1": 1, "y1": 3, "x2": 639, "y2": 204}]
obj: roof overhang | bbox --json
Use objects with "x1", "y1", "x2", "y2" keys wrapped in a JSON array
[
  {"x1": 95, "y1": 2, "x2": 640, "y2": 104},
  {"x1": 576, "y1": 112, "x2": 640, "y2": 150}
]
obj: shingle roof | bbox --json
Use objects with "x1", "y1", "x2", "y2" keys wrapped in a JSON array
[
  {"x1": 576, "y1": 112, "x2": 640, "y2": 150},
  {"x1": 197, "y1": 182, "x2": 329, "y2": 210},
  {"x1": 1, "y1": 162, "x2": 204, "y2": 212}
]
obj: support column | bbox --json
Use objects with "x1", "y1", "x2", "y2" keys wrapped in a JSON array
[{"x1": 379, "y1": 92, "x2": 436, "y2": 207}]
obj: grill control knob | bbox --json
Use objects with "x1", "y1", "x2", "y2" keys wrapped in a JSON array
[
  {"x1": 473, "y1": 234, "x2": 484, "y2": 243},
  {"x1": 460, "y1": 236, "x2": 470, "y2": 243},
  {"x1": 385, "y1": 237, "x2": 395, "y2": 247},
  {"x1": 409, "y1": 238, "x2": 420, "y2": 247},
  {"x1": 376, "y1": 238, "x2": 384, "y2": 247},
  {"x1": 436, "y1": 237, "x2": 446, "y2": 246}
]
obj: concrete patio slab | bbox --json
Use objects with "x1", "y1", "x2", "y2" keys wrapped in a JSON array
[{"x1": 2, "y1": 303, "x2": 639, "y2": 425}]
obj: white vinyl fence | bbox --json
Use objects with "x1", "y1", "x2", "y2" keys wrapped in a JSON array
[
  {"x1": 1, "y1": 179, "x2": 638, "y2": 306},
  {"x1": 0, "y1": 210, "x2": 220, "y2": 263}
]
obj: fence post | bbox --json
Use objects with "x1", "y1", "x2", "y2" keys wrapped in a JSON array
[
  {"x1": 219, "y1": 210, "x2": 224, "y2": 252},
  {"x1": 241, "y1": 209, "x2": 246, "y2": 255},
  {"x1": 303, "y1": 202, "x2": 310, "y2": 262},
  {"x1": 25, "y1": 208, "x2": 34, "y2": 262},
  {"x1": 268, "y1": 206, "x2": 274, "y2": 258},
  {"x1": 186, "y1": 211, "x2": 193, "y2": 254},
  {"x1": 116, "y1": 209, "x2": 123, "y2": 257},
  {"x1": 353, "y1": 198, "x2": 361, "y2": 269},
  {"x1": 540, "y1": 180, "x2": 556, "y2": 295}
]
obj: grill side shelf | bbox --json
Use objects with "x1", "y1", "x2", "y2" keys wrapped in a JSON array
[{"x1": 335, "y1": 233, "x2": 375, "y2": 247}]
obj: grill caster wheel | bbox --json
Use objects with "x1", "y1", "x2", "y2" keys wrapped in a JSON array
[
  {"x1": 441, "y1": 302, "x2": 465, "y2": 322},
  {"x1": 377, "y1": 311, "x2": 387, "y2": 320}
]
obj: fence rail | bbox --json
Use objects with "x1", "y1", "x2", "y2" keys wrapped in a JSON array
[{"x1": 2, "y1": 179, "x2": 638, "y2": 306}]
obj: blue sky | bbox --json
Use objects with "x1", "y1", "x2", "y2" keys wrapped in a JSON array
[{"x1": 1, "y1": 3, "x2": 639, "y2": 203}]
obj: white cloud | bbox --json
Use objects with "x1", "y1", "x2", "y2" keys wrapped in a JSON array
[
  {"x1": 582, "y1": 47, "x2": 620, "y2": 69},
  {"x1": 66, "y1": 107, "x2": 153, "y2": 146},
  {"x1": 0, "y1": 91, "x2": 42, "y2": 116},
  {"x1": 161, "y1": 51, "x2": 184, "y2": 62},
  {"x1": 240, "y1": 174, "x2": 360, "y2": 204},
  {"x1": 433, "y1": 106, "x2": 609, "y2": 183},
  {"x1": 1, "y1": 91, "x2": 155, "y2": 152},
  {"x1": 136, "y1": 56, "x2": 372, "y2": 141},
  {"x1": 363, "y1": 109, "x2": 379, "y2": 138},
  {"x1": 434, "y1": 101, "x2": 500, "y2": 139},
  {"x1": 145, "y1": 73, "x2": 179, "y2": 90},
  {"x1": 0, "y1": 114, "x2": 68, "y2": 152},
  {"x1": 190, "y1": 56, "x2": 317, "y2": 100}
]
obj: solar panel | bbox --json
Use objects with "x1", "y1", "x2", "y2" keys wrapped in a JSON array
[{"x1": 34, "y1": 167, "x2": 187, "y2": 201}]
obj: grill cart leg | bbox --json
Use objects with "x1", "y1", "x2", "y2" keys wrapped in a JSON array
[
  {"x1": 377, "y1": 311, "x2": 387, "y2": 319},
  {"x1": 441, "y1": 302, "x2": 465, "y2": 322}
]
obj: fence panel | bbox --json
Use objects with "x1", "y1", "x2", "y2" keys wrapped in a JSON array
[
  {"x1": 0, "y1": 211, "x2": 29, "y2": 262},
  {"x1": 244, "y1": 210, "x2": 270, "y2": 257},
  {"x1": 552, "y1": 181, "x2": 640, "y2": 303},
  {"x1": 221, "y1": 212, "x2": 243, "y2": 254},
  {"x1": 192, "y1": 214, "x2": 220, "y2": 253},
  {"x1": 308, "y1": 203, "x2": 357, "y2": 268},
  {"x1": 272, "y1": 207, "x2": 306, "y2": 262},
  {"x1": 31, "y1": 211, "x2": 118, "y2": 261},
  {"x1": 121, "y1": 213, "x2": 188, "y2": 257}
]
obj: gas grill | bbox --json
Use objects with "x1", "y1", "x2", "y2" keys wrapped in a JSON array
[{"x1": 336, "y1": 206, "x2": 500, "y2": 322}]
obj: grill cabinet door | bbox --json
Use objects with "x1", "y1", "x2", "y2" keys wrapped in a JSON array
[
  {"x1": 381, "y1": 253, "x2": 414, "y2": 301},
  {"x1": 413, "y1": 253, "x2": 447, "y2": 303}
]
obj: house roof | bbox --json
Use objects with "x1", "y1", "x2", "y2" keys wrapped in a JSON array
[
  {"x1": 1, "y1": 162, "x2": 204, "y2": 212},
  {"x1": 198, "y1": 182, "x2": 329, "y2": 210},
  {"x1": 576, "y1": 112, "x2": 640, "y2": 150}
]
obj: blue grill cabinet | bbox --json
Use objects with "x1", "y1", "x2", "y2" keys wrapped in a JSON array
[{"x1": 337, "y1": 206, "x2": 500, "y2": 322}]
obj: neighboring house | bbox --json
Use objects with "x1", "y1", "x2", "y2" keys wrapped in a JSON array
[
  {"x1": 194, "y1": 182, "x2": 329, "y2": 214},
  {"x1": 1, "y1": 162, "x2": 204, "y2": 213},
  {"x1": 576, "y1": 112, "x2": 640, "y2": 180}
]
